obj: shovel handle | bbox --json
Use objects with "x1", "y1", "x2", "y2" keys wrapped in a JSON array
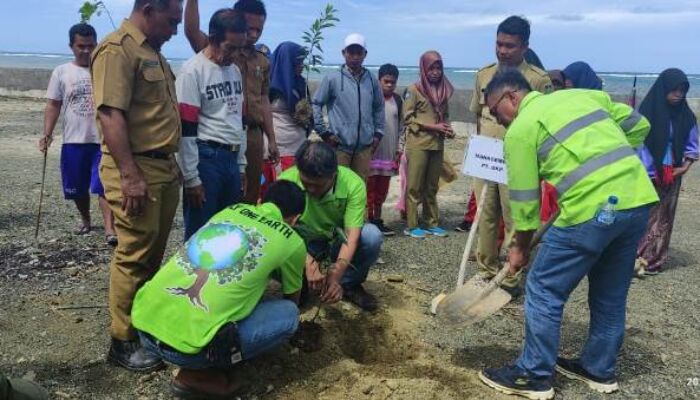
[
  {"x1": 477, "y1": 211, "x2": 560, "y2": 299},
  {"x1": 456, "y1": 184, "x2": 489, "y2": 289}
]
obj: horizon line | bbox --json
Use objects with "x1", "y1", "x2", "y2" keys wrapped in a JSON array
[{"x1": 0, "y1": 50, "x2": 690, "y2": 76}]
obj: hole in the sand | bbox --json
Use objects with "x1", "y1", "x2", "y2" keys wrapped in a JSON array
[
  {"x1": 326, "y1": 308, "x2": 417, "y2": 365},
  {"x1": 291, "y1": 321, "x2": 324, "y2": 353}
]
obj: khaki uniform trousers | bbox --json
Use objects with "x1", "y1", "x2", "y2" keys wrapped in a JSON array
[
  {"x1": 100, "y1": 154, "x2": 180, "y2": 340},
  {"x1": 337, "y1": 146, "x2": 373, "y2": 182},
  {"x1": 474, "y1": 178, "x2": 521, "y2": 287},
  {"x1": 243, "y1": 125, "x2": 264, "y2": 204},
  {"x1": 406, "y1": 149, "x2": 443, "y2": 229}
]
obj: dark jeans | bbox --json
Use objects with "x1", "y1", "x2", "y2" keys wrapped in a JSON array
[
  {"x1": 139, "y1": 300, "x2": 299, "y2": 369},
  {"x1": 515, "y1": 205, "x2": 651, "y2": 379},
  {"x1": 183, "y1": 142, "x2": 242, "y2": 240},
  {"x1": 306, "y1": 223, "x2": 383, "y2": 290}
]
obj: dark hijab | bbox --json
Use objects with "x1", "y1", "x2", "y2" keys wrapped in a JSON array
[
  {"x1": 270, "y1": 42, "x2": 307, "y2": 113},
  {"x1": 563, "y1": 61, "x2": 603, "y2": 90},
  {"x1": 639, "y1": 68, "x2": 696, "y2": 174}
]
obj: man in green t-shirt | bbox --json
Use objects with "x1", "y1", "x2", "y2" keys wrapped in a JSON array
[
  {"x1": 278, "y1": 140, "x2": 383, "y2": 312},
  {"x1": 131, "y1": 181, "x2": 306, "y2": 399}
]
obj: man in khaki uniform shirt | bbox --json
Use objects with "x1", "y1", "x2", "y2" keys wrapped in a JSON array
[
  {"x1": 91, "y1": 0, "x2": 183, "y2": 372},
  {"x1": 470, "y1": 16, "x2": 552, "y2": 290},
  {"x1": 184, "y1": 0, "x2": 278, "y2": 204}
]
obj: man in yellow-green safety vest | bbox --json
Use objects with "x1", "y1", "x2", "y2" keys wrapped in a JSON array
[{"x1": 477, "y1": 69, "x2": 659, "y2": 400}]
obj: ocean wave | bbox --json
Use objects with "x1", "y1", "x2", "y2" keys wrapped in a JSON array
[
  {"x1": 0, "y1": 52, "x2": 71, "y2": 59},
  {"x1": 453, "y1": 69, "x2": 478, "y2": 73},
  {"x1": 599, "y1": 73, "x2": 659, "y2": 79}
]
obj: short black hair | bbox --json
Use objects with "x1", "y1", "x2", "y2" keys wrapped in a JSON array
[
  {"x1": 209, "y1": 8, "x2": 247, "y2": 44},
  {"x1": 295, "y1": 140, "x2": 338, "y2": 178},
  {"x1": 69, "y1": 23, "x2": 97, "y2": 46},
  {"x1": 484, "y1": 68, "x2": 532, "y2": 104},
  {"x1": 378, "y1": 64, "x2": 399, "y2": 79},
  {"x1": 134, "y1": 0, "x2": 181, "y2": 11},
  {"x1": 233, "y1": 0, "x2": 266, "y2": 17},
  {"x1": 263, "y1": 180, "x2": 306, "y2": 218},
  {"x1": 497, "y1": 15, "x2": 531, "y2": 44}
]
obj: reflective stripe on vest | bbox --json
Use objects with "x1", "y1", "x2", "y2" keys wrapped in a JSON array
[
  {"x1": 510, "y1": 188, "x2": 541, "y2": 202},
  {"x1": 555, "y1": 146, "x2": 636, "y2": 196},
  {"x1": 538, "y1": 109, "x2": 610, "y2": 160},
  {"x1": 619, "y1": 110, "x2": 643, "y2": 133}
]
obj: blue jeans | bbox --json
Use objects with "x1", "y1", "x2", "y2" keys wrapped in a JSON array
[
  {"x1": 306, "y1": 223, "x2": 383, "y2": 290},
  {"x1": 334, "y1": 224, "x2": 383, "y2": 289},
  {"x1": 515, "y1": 205, "x2": 651, "y2": 379},
  {"x1": 183, "y1": 142, "x2": 242, "y2": 241},
  {"x1": 139, "y1": 300, "x2": 299, "y2": 369}
]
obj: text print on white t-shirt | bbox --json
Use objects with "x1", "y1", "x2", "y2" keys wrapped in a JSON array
[{"x1": 206, "y1": 81, "x2": 243, "y2": 115}]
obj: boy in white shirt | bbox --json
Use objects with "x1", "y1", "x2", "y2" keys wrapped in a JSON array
[
  {"x1": 39, "y1": 23, "x2": 116, "y2": 245},
  {"x1": 177, "y1": 9, "x2": 248, "y2": 240}
]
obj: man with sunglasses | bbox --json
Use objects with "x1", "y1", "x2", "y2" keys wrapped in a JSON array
[
  {"x1": 91, "y1": 0, "x2": 184, "y2": 372},
  {"x1": 177, "y1": 9, "x2": 249, "y2": 240},
  {"x1": 467, "y1": 15, "x2": 553, "y2": 294},
  {"x1": 478, "y1": 68, "x2": 657, "y2": 399}
]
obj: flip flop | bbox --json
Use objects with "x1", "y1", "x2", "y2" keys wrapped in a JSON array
[
  {"x1": 75, "y1": 226, "x2": 92, "y2": 235},
  {"x1": 105, "y1": 234, "x2": 118, "y2": 247}
]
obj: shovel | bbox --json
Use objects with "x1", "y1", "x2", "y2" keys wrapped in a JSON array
[{"x1": 432, "y1": 212, "x2": 558, "y2": 325}]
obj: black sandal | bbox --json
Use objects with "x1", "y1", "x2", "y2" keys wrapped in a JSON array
[{"x1": 105, "y1": 234, "x2": 118, "y2": 247}]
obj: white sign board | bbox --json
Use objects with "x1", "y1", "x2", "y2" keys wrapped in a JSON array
[{"x1": 462, "y1": 135, "x2": 508, "y2": 185}]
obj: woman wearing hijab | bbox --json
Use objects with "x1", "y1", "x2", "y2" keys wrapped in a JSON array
[
  {"x1": 562, "y1": 61, "x2": 603, "y2": 90},
  {"x1": 402, "y1": 51, "x2": 455, "y2": 239},
  {"x1": 636, "y1": 68, "x2": 698, "y2": 275},
  {"x1": 268, "y1": 41, "x2": 310, "y2": 171}
]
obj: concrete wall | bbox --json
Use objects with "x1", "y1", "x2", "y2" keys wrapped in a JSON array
[{"x1": 3, "y1": 67, "x2": 700, "y2": 122}]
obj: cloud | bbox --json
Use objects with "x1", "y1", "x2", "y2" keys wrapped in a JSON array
[
  {"x1": 387, "y1": 8, "x2": 700, "y2": 33},
  {"x1": 548, "y1": 14, "x2": 585, "y2": 22}
]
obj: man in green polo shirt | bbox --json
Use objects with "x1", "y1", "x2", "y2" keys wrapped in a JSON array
[
  {"x1": 477, "y1": 70, "x2": 658, "y2": 399},
  {"x1": 279, "y1": 140, "x2": 383, "y2": 311},
  {"x1": 131, "y1": 180, "x2": 306, "y2": 399}
]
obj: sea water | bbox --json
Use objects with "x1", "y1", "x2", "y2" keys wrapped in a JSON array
[{"x1": 3, "y1": 51, "x2": 700, "y2": 98}]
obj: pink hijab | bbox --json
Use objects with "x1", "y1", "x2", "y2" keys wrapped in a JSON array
[{"x1": 416, "y1": 50, "x2": 454, "y2": 122}]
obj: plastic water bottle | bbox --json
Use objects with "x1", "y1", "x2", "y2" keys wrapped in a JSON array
[{"x1": 596, "y1": 196, "x2": 618, "y2": 225}]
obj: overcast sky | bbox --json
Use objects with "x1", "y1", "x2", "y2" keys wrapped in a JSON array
[{"x1": 2, "y1": 0, "x2": 699, "y2": 73}]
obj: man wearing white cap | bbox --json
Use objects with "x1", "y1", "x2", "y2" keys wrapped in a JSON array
[{"x1": 312, "y1": 33, "x2": 385, "y2": 182}]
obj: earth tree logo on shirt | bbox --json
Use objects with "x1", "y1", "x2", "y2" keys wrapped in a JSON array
[{"x1": 167, "y1": 223, "x2": 266, "y2": 311}]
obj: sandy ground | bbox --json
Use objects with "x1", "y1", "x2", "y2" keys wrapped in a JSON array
[{"x1": 0, "y1": 95, "x2": 699, "y2": 400}]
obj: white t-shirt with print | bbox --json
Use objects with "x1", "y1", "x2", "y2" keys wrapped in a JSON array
[
  {"x1": 176, "y1": 52, "x2": 247, "y2": 188},
  {"x1": 46, "y1": 62, "x2": 99, "y2": 144}
]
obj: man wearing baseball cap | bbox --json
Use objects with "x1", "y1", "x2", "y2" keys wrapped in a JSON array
[{"x1": 312, "y1": 33, "x2": 385, "y2": 182}]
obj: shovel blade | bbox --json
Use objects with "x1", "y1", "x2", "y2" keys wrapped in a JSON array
[
  {"x1": 459, "y1": 288, "x2": 512, "y2": 324},
  {"x1": 436, "y1": 276, "x2": 512, "y2": 325}
]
